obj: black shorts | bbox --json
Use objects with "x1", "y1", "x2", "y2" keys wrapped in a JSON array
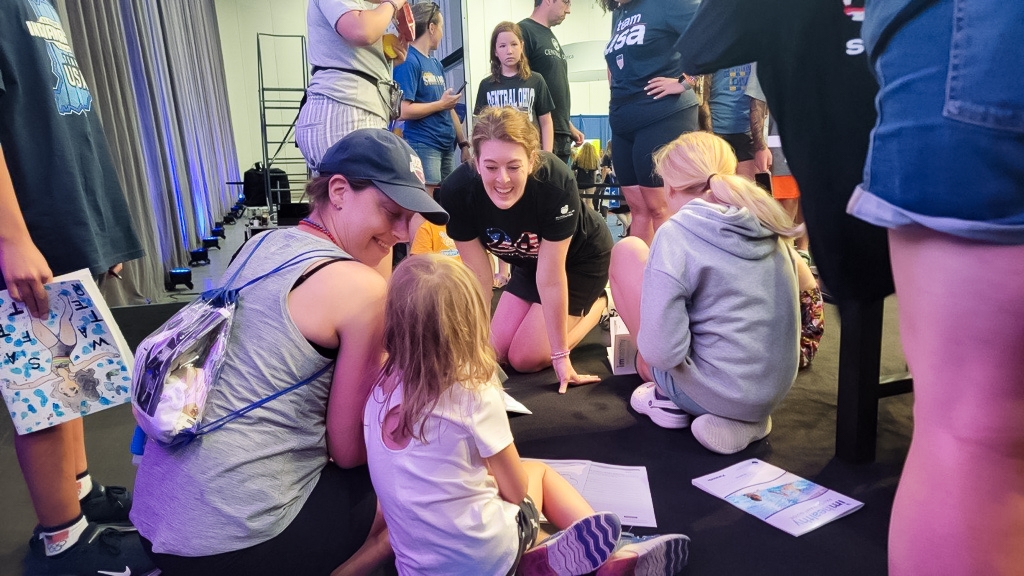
[
  {"x1": 142, "y1": 463, "x2": 377, "y2": 576},
  {"x1": 717, "y1": 132, "x2": 755, "y2": 162},
  {"x1": 554, "y1": 133, "x2": 574, "y2": 165},
  {"x1": 503, "y1": 251, "x2": 611, "y2": 317},
  {"x1": 611, "y1": 106, "x2": 698, "y2": 187},
  {"x1": 505, "y1": 495, "x2": 542, "y2": 576}
]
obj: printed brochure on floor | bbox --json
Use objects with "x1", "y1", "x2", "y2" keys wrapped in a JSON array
[
  {"x1": 692, "y1": 459, "x2": 863, "y2": 536},
  {"x1": 1, "y1": 270, "x2": 133, "y2": 434}
]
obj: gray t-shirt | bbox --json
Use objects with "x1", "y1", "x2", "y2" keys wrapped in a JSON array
[
  {"x1": 131, "y1": 229, "x2": 352, "y2": 555},
  {"x1": 306, "y1": 0, "x2": 390, "y2": 119}
]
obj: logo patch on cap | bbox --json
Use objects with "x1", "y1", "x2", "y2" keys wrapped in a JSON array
[{"x1": 409, "y1": 155, "x2": 426, "y2": 185}]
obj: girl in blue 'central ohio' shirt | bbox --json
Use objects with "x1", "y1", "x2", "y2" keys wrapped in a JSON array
[{"x1": 599, "y1": 0, "x2": 701, "y2": 247}]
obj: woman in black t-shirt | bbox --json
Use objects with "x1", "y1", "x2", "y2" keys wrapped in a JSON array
[{"x1": 438, "y1": 107, "x2": 613, "y2": 393}]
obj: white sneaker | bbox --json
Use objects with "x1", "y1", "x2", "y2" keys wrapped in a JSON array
[
  {"x1": 691, "y1": 414, "x2": 772, "y2": 454},
  {"x1": 630, "y1": 383, "x2": 691, "y2": 429},
  {"x1": 595, "y1": 533, "x2": 690, "y2": 575}
]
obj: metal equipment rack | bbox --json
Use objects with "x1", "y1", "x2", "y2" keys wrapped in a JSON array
[{"x1": 257, "y1": 33, "x2": 310, "y2": 216}]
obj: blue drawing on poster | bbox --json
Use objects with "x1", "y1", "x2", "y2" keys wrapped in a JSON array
[{"x1": 0, "y1": 281, "x2": 130, "y2": 434}]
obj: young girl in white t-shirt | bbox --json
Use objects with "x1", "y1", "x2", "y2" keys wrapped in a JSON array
[{"x1": 364, "y1": 254, "x2": 689, "y2": 575}]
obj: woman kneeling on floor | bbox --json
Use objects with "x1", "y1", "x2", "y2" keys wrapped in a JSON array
[
  {"x1": 130, "y1": 129, "x2": 449, "y2": 576},
  {"x1": 610, "y1": 131, "x2": 811, "y2": 455},
  {"x1": 438, "y1": 106, "x2": 614, "y2": 393}
]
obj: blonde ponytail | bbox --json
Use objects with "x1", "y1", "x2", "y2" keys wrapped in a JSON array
[
  {"x1": 707, "y1": 174, "x2": 804, "y2": 238},
  {"x1": 654, "y1": 132, "x2": 803, "y2": 238}
]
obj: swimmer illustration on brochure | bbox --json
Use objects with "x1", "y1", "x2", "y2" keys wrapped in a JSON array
[
  {"x1": 1, "y1": 270, "x2": 133, "y2": 434},
  {"x1": 693, "y1": 459, "x2": 864, "y2": 536}
]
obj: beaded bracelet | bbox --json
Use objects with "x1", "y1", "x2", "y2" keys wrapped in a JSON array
[{"x1": 550, "y1": 350, "x2": 571, "y2": 361}]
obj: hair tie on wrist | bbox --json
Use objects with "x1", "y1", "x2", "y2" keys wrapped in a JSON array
[{"x1": 705, "y1": 173, "x2": 717, "y2": 192}]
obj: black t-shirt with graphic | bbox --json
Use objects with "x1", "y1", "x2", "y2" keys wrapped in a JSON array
[
  {"x1": 0, "y1": 0, "x2": 143, "y2": 282},
  {"x1": 438, "y1": 152, "x2": 612, "y2": 275},
  {"x1": 474, "y1": 73, "x2": 556, "y2": 128},
  {"x1": 673, "y1": 0, "x2": 893, "y2": 302},
  {"x1": 604, "y1": 0, "x2": 701, "y2": 129},
  {"x1": 518, "y1": 18, "x2": 572, "y2": 140}
]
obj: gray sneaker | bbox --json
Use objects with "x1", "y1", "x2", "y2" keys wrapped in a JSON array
[{"x1": 517, "y1": 511, "x2": 621, "y2": 575}]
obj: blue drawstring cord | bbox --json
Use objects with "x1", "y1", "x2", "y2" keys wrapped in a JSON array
[{"x1": 134, "y1": 233, "x2": 350, "y2": 452}]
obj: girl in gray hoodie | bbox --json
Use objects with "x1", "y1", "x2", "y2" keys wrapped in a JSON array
[{"x1": 609, "y1": 131, "x2": 818, "y2": 454}]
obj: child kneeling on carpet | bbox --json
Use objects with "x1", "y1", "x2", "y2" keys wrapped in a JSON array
[
  {"x1": 364, "y1": 254, "x2": 689, "y2": 575},
  {"x1": 609, "y1": 131, "x2": 822, "y2": 455}
]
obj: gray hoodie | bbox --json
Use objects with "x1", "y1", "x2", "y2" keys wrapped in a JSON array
[{"x1": 639, "y1": 198, "x2": 800, "y2": 422}]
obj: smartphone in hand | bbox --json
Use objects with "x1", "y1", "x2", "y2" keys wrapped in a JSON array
[{"x1": 754, "y1": 172, "x2": 773, "y2": 196}]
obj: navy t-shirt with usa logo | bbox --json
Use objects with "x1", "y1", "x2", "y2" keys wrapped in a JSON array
[{"x1": 604, "y1": 0, "x2": 701, "y2": 129}]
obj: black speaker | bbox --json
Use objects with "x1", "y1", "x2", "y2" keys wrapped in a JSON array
[
  {"x1": 242, "y1": 162, "x2": 290, "y2": 207},
  {"x1": 277, "y1": 202, "x2": 311, "y2": 226}
]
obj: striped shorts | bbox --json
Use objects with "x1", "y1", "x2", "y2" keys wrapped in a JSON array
[{"x1": 295, "y1": 93, "x2": 387, "y2": 172}]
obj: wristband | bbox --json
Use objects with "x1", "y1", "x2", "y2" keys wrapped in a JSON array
[
  {"x1": 550, "y1": 350, "x2": 571, "y2": 361},
  {"x1": 458, "y1": 141, "x2": 470, "y2": 150}
]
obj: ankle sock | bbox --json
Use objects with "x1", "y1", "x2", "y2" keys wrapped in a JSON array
[
  {"x1": 39, "y1": 514, "x2": 88, "y2": 557},
  {"x1": 76, "y1": 471, "x2": 93, "y2": 501}
]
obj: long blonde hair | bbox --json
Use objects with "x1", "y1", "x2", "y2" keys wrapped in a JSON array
[
  {"x1": 653, "y1": 132, "x2": 803, "y2": 238},
  {"x1": 574, "y1": 141, "x2": 600, "y2": 171},
  {"x1": 381, "y1": 254, "x2": 497, "y2": 442}
]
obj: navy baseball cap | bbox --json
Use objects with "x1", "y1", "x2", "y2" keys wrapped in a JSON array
[{"x1": 317, "y1": 129, "x2": 449, "y2": 225}]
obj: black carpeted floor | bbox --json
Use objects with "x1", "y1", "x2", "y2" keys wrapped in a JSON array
[{"x1": 0, "y1": 298, "x2": 911, "y2": 576}]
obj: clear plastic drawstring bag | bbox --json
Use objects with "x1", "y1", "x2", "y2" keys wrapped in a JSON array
[
  {"x1": 131, "y1": 233, "x2": 342, "y2": 447},
  {"x1": 131, "y1": 294, "x2": 235, "y2": 446}
]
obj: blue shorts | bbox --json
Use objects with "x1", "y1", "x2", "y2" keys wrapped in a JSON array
[
  {"x1": 650, "y1": 366, "x2": 708, "y2": 417},
  {"x1": 407, "y1": 141, "x2": 455, "y2": 186},
  {"x1": 848, "y1": 0, "x2": 1024, "y2": 244}
]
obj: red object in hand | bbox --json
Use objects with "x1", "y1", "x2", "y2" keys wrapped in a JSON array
[{"x1": 396, "y1": 2, "x2": 415, "y2": 42}]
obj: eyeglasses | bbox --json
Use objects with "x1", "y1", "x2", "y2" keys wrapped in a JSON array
[{"x1": 427, "y1": 2, "x2": 439, "y2": 27}]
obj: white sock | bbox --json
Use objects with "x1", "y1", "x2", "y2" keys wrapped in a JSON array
[
  {"x1": 76, "y1": 473, "x2": 93, "y2": 501},
  {"x1": 40, "y1": 515, "x2": 88, "y2": 557}
]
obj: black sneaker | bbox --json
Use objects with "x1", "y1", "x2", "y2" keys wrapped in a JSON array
[
  {"x1": 25, "y1": 523, "x2": 157, "y2": 576},
  {"x1": 80, "y1": 484, "x2": 133, "y2": 525}
]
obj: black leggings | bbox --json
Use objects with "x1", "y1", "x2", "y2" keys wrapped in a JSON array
[{"x1": 142, "y1": 463, "x2": 377, "y2": 576}]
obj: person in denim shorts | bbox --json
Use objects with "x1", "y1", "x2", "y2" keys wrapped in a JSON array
[{"x1": 847, "y1": 1, "x2": 1024, "y2": 574}]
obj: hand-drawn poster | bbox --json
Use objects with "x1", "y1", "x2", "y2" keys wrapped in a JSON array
[{"x1": 1, "y1": 270, "x2": 133, "y2": 434}]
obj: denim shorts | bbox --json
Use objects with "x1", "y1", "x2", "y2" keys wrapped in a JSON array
[
  {"x1": 848, "y1": 0, "x2": 1024, "y2": 244},
  {"x1": 407, "y1": 141, "x2": 455, "y2": 186},
  {"x1": 649, "y1": 366, "x2": 708, "y2": 417}
]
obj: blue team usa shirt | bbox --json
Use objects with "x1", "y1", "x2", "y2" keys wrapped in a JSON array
[
  {"x1": 24, "y1": 0, "x2": 92, "y2": 115},
  {"x1": 710, "y1": 64, "x2": 753, "y2": 135},
  {"x1": 604, "y1": 0, "x2": 700, "y2": 121},
  {"x1": 393, "y1": 47, "x2": 454, "y2": 150}
]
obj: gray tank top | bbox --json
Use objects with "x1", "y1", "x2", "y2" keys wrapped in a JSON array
[{"x1": 131, "y1": 228, "x2": 354, "y2": 555}]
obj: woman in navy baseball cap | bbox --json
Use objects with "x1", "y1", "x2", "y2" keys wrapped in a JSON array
[{"x1": 132, "y1": 128, "x2": 446, "y2": 576}]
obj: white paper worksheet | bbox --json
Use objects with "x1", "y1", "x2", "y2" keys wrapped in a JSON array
[{"x1": 522, "y1": 458, "x2": 658, "y2": 527}]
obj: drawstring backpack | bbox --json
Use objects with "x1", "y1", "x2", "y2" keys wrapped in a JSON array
[{"x1": 130, "y1": 232, "x2": 347, "y2": 447}]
